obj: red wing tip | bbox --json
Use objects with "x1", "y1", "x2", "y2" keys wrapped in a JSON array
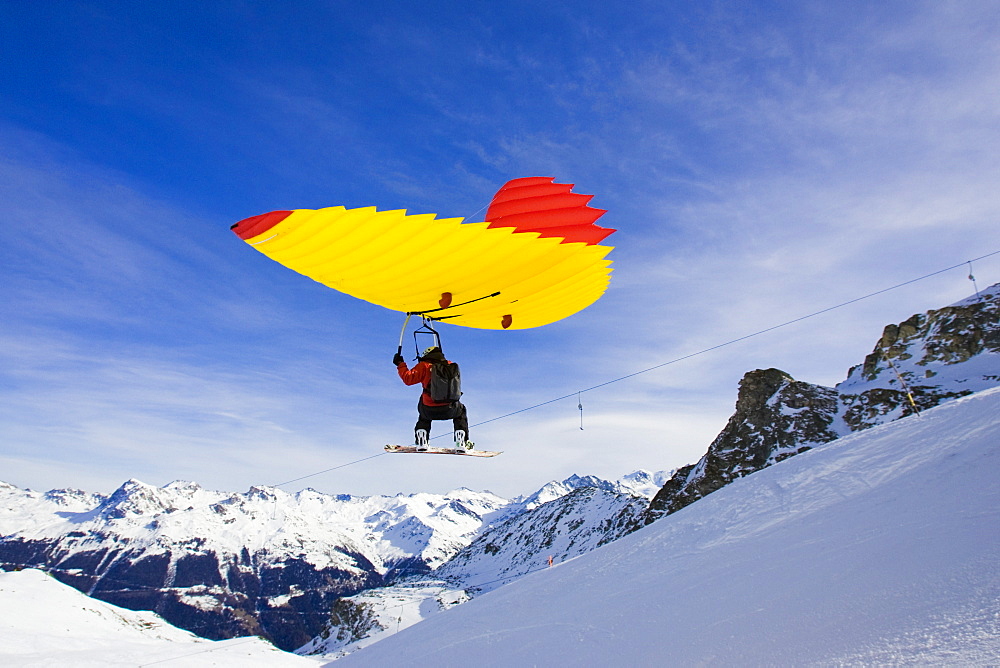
[
  {"x1": 231, "y1": 210, "x2": 294, "y2": 240},
  {"x1": 486, "y1": 178, "x2": 612, "y2": 245}
]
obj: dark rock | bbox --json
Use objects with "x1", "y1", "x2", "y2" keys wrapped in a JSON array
[
  {"x1": 840, "y1": 285, "x2": 1000, "y2": 431},
  {"x1": 643, "y1": 369, "x2": 840, "y2": 524}
]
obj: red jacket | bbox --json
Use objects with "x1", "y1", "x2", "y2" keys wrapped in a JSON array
[{"x1": 397, "y1": 361, "x2": 453, "y2": 406}]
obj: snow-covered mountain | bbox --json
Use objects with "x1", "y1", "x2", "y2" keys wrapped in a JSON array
[
  {"x1": 0, "y1": 470, "x2": 664, "y2": 652},
  {"x1": 0, "y1": 568, "x2": 319, "y2": 666},
  {"x1": 644, "y1": 282, "x2": 1000, "y2": 522},
  {"x1": 512, "y1": 470, "x2": 672, "y2": 510},
  {"x1": 335, "y1": 387, "x2": 1000, "y2": 666},
  {"x1": 0, "y1": 481, "x2": 506, "y2": 650},
  {"x1": 300, "y1": 483, "x2": 653, "y2": 657}
]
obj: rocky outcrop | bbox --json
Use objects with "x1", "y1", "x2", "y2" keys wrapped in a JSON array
[
  {"x1": 642, "y1": 283, "x2": 1000, "y2": 526},
  {"x1": 839, "y1": 284, "x2": 1000, "y2": 430},
  {"x1": 644, "y1": 369, "x2": 841, "y2": 523},
  {"x1": 315, "y1": 599, "x2": 385, "y2": 648}
]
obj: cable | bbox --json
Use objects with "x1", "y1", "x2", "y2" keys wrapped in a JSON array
[
  {"x1": 273, "y1": 452, "x2": 386, "y2": 488},
  {"x1": 467, "y1": 249, "x2": 1000, "y2": 430},
  {"x1": 137, "y1": 638, "x2": 262, "y2": 667},
  {"x1": 275, "y1": 249, "x2": 1000, "y2": 476}
]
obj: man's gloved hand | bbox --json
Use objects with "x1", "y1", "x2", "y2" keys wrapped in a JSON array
[{"x1": 393, "y1": 353, "x2": 405, "y2": 366}]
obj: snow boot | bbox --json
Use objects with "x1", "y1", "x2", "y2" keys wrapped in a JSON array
[
  {"x1": 454, "y1": 431, "x2": 473, "y2": 453},
  {"x1": 415, "y1": 429, "x2": 429, "y2": 451}
]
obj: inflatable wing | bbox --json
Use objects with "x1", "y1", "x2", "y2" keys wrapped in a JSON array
[{"x1": 231, "y1": 177, "x2": 616, "y2": 330}]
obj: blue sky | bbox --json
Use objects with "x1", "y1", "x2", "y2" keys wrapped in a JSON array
[{"x1": 2, "y1": 1, "x2": 999, "y2": 498}]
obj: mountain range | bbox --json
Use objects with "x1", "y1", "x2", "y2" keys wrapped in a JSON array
[
  {"x1": 0, "y1": 465, "x2": 667, "y2": 651},
  {"x1": 1, "y1": 282, "x2": 997, "y2": 660}
]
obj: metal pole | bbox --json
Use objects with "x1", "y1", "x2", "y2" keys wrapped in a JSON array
[{"x1": 397, "y1": 313, "x2": 412, "y2": 358}]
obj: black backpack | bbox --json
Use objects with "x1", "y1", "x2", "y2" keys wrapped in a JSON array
[{"x1": 427, "y1": 361, "x2": 462, "y2": 403}]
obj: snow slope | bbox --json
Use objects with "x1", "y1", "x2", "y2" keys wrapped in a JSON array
[
  {"x1": 335, "y1": 387, "x2": 1000, "y2": 666},
  {"x1": 0, "y1": 568, "x2": 320, "y2": 667}
]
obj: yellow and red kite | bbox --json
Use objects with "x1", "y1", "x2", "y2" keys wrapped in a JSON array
[{"x1": 231, "y1": 177, "x2": 615, "y2": 330}]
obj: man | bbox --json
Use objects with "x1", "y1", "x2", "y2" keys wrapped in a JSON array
[{"x1": 393, "y1": 346, "x2": 473, "y2": 452}]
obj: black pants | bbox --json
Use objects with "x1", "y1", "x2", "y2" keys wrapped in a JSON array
[{"x1": 416, "y1": 400, "x2": 469, "y2": 438}]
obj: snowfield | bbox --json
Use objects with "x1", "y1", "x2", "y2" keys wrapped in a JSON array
[
  {"x1": 335, "y1": 387, "x2": 1000, "y2": 666},
  {"x1": 0, "y1": 568, "x2": 321, "y2": 667}
]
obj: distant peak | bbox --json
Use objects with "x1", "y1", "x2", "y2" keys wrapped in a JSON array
[
  {"x1": 163, "y1": 480, "x2": 202, "y2": 491},
  {"x1": 112, "y1": 478, "x2": 153, "y2": 494}
]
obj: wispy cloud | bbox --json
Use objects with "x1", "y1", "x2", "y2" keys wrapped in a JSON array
[{"x1": 2, "y1": 2, "x2": 999, "y2": 499}]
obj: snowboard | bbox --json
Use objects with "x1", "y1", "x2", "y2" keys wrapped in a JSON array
[{"x1": 384, "y1": 444, "x2": 502, "y2": 457}]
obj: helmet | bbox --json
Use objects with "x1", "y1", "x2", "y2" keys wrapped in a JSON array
[{"x1": 420, "y1": 346, "x2": 445, "y2": 361}]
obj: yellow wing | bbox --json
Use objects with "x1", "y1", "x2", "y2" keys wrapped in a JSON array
[{"x1": 231, "y1": 178, "x2": 615, "y2": 330}]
